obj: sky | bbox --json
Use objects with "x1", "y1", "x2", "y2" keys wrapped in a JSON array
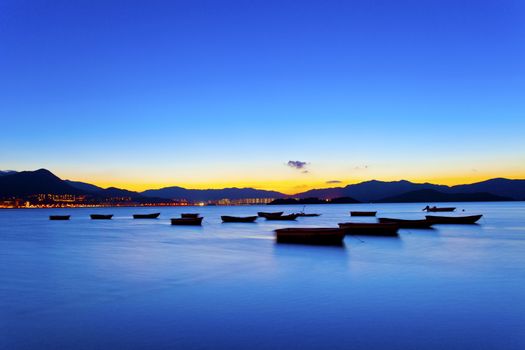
[{"x1": 1, "y1": 0, "x2": 524, "y2": 194}]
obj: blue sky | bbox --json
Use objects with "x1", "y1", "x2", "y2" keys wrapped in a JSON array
[{"x1": 1, "y1": 0, "x2": 524, "y2": 193}]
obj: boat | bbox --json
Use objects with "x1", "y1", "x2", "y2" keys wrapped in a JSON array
[
  {"x1": 257, "y1": 211, "x2": 283, "y2": 218},
  {"x1": 265, "y1": 213, "x2": 299, "y2": 221},
  {"x1": 423, "y1": 206, "x2": 456, "y2": 212},
  {"x1": 350, "y1": 211, "x2": 377, "y2": 217},
  {"x1": 295, "y1": 213, "x2": 321, "y2": 217},
  {"x1": 171, "y1": 217, "x2": 203, "y2": 226},
  {"x1": 378, "y1": 217, "x2": 433, "y2": 228},
  {"x1": 425, "y1": 215, "x2": 482, "y2": 224},
  {"x1": 338, "y1": 222, "x2": 399, "y2": 236},
  {"x1": 133, "y1": 213, "x2": 160, "y2": 219},
  {"x1": 181, "y1": 213, "x2": 200, "y2": 218},
  {"x1": 90, "y1": 214, "x2": 113, "y2": 220},
  {"x1": 49, "y1": 215, "x2": 70, "y2": 220},
  {"x1": 275, "y1": 228, "x2": 345, "y2": 245},
  {"x1": 221, "y1": 215, "x2": 258, "y2": 223}
]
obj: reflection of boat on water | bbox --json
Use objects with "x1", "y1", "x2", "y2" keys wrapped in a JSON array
[
  {"x1": 221, "y1": 215, "x2": 258, "y2": 223},
  {"x1": 338, "y1": 222, "x2": 399, "y2": 236},
  {"x1": 49, "y1": 215, "x2": 70, "y2": 220},
  {"x1": 425, "y1": 215, "x2": 482, "y2": 224},
  {"x1": 350, "y1": 211, "x2": 377, "y2": 217},
  {"x1": 133, "y1": 213, "x2": 160, "y2": 219},
  {"x1": 265, "y1": 213, "x2": 299, "y2": 221},
  {"x1": 275, "y1": 228, "x2": 345, "y2": 245},
  {"x1": 90, "y1": 214, "x2": 113, "y2": 220},
  {"x1": 378, "y1": 217, "x2": 433, "y2": 228},
  {"x1": 181, "y1": 213, "x2": 200, "y2": 218},
  {"x1": 258, "y1": 211, "x2": 283, "y2": 218},
  {"x1": 423, "y1": 206, "x2": 456, "y2": 212},
  {"x1": 171, "y1": 217, "x2": 203, "y2": 226}
]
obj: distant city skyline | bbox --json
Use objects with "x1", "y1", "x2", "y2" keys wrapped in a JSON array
[{"x1": 1, "y1": 0, "x2": 524, "y2": 194}]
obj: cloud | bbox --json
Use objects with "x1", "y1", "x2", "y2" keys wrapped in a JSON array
[
  {"x1": 326, "y1": 180, "x2": 342, "y2": 184},
  {"x1": 354, "y1": 165, "x2": 369, "y2": 170},
  {"x1": 287, "y1": 160, "x2": 308, "y2": 170}
]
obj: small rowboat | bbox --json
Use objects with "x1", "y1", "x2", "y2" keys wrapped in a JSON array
[
  {"x1": 90, "y1": 214, "x2": 113, "y2": 220},
  {"x1": 275, "y1": 228, "x2": 345, "y2": 245},
  {"x1": 425, "y1": 215, "x2": 482, "y2": 224},
  {"x1": 350, "y1": 211, "x2": 377, "y2": 217},
  {"x1": 181, "y1": 213, "x2": 200, "y2": 218},
  {"x1": 338, "y1": 222, "x2": 399, "y2": 236},
  {"x1": 378, "y1": 217, "x2": 433, "y2": 228},
  {"x1": 171, "y1": 217, "x2": 203, "y2": 226},
  {"x1": 265, "y1": 213, "x2": 299, "y2": 221},
  {"x1": 49, "y1": 215, "x2": 70, "y2": 220},
  {"x1": 221, "y1": 215, "x2": 258, "y2": 223},
  {"x1": 257, "y1": 211, "x2": 283, "y2": 218},
  {"x1": 423, "y1": 206, "x2": 456, "y2": 212},
  {"x1": 133, "y1": 213, "x2": 160, "y2": 219},
  {"x1": 295, "y1": 213, "x2": 321, "y2": 217}
]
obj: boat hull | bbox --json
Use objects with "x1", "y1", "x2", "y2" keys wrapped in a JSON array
[
  {"x1": 350, "y1": 211, "x2": 377, "y2": 217},
  {"x1": 423, "y1": 207, "x2": 456, "y2": 212},
  {"x1": 378, "y1": 218, "x2": 433, "y2": 228},
  {"x1": 275, "y1": 228, "x2": 345, "y2": 246},
  {"x1": 221, "y1": 216, "x2": 258, "y2": 223},
  {"x1": 265, "y1": 214, "x2": 299, "y2": 221},
  {"x1": 296, "y1": 213, "x2": 321, "y2": 217},
  {"x1": 425, "y1": 215, "x2": 482, "y2": 224},
  {"x1": 338, "y1": 222, "x2": 399, "y2": 236},
  {"x1": 49, "y1": 215, "x2": 70, "y2": 221},
  {"x1": 258, "y1": 212, "x2": 283, "y2": 218},
  {"x1": 171, "y1": 217, "x2": 203, "y2": 226},
  {"x1": 90, "y1": 214, "x2": 113, "y2": 220},
  {"x1": 133, "y1": 213, "x2": 160, "y2": 219}
]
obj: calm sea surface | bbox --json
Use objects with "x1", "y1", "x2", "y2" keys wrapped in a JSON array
[{"x1": 1, "y1": 202, "x2": 525, "y2": 349}]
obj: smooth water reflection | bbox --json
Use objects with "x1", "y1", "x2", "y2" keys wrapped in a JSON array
[{"x1": 1, "y1": 202, "x2": 525, "y2": 349}]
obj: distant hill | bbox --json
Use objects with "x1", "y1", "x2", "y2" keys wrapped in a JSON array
[
  {"x1": 65, "y1": 180, "x2": 103, "y2": 193},
  {"x1": 378, "y1": 189, "x2": 512, "y2": 203},
  {"x1": 0, "y1": 169, "x2": 84, "y2": 197},
  {"x1": 450, "y1": 178, "x2": 525, "y2": 201},
  {"x1": 142, "y1": 186, "x2": 285, "y2": 202},
  {"x1": 0, "y1": 170, "x2": 17, "y2": 176}
]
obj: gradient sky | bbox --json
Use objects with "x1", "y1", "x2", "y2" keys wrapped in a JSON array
[{"x1": 1, "y1": 0, "x2": 524, "y2": 194}]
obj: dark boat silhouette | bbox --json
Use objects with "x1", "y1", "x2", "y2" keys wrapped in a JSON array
[
  {"x1": 90, "y1": 214, "x2": 113, "y2": 220},
  {"x1": 423, "y1": 206, "x2": 456, "y2": 212},
  {"x1": 257, "y1": 211, "x2": 284, "y2": 218},
  {"x1": 181, "y1": 213, "x2": 200, "y2": 218},
  {"x1": 295, "y1": 212, "x2": 321, "y2": 217},
  {"x1": 338, "y1": 222, "x2": 399, "y2": 236},
  {"x1": 133, "y1": 213, "x2": 160, "y2": 219},
  {"x1": 350, "y1": 211, "x2": 377, "y2": 217},
  {"x1": 49, "y1": 215, "x2": 70, "y2": 220},
  {"x1": 265, "y1": 213, "x2": 299, "y2": 221},
  {"x1": 275, "y1": 228, "x2": 345, "y2": 245},
  {"x1": 425, "y1": 215, "x2": 482, "y2": 224},
  {"x1": 171, "y1": 217, "x2": 203, "y2": 226},
  {"x1": 221, "y1": 215, "x2": 258, "y2": 223},
  {"x1": 378, "y1": 217, "x2": 433, "y2": 228}
]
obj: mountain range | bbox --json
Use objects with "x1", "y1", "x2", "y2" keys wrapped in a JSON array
[{"x1": 1, "y1": 169, "x2": 524, "y2": 203}]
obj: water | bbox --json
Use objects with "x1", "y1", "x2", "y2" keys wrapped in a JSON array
[{"x1": 1, "y1": 202, "x2": 524, "y2": 349}]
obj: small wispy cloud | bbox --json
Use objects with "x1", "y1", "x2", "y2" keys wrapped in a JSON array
[
  {"x1": 354, "y1": 165, "x2": 369, "y2": 170},
  {"x1": 287, "y1": 160, "x2": 308, "y2": 170},
  {"x1": 326, "y1": 180, "x2": 342, "y2": 184}
]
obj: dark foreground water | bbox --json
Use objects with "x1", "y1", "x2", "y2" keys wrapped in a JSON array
[{"x1": 1, "y1": 202, "x2": 524, "y2": 349}]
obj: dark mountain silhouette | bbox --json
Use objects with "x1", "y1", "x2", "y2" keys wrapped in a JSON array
[
  {"x1": 449, "y1": 178, "x2": 525, "y2": 201},
  {"x1": 0, "y1": 169, "x2": 84, "y2": 197},
  {"x1": 141, "y1": 186, "x2": 285, "y2": 202},
  {"x1": 0, "y1": 170, "x2": 17, "y2": 176},
  {"x1": 378, "y1": 189, "x2": 512, "y2": 203},
  {"x1": 65, "y1": 180, "x2": 103, "y2": 193}
]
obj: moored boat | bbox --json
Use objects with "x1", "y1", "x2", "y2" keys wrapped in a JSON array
[
  {"x1": 295, "y1": 213, "x2": 321, "y2": 217},
  {"x1": 265, "y1": 213, "x2": 299, "y2": 221},
  {"x1": 171, "y1": 217, "x2": 203, "y2": 225},
  {"x1": 221, "y1": 215, "x2": 258, "y2": 223},
  {"x1": 133, "y1": 213, "x2": 160, "y2": 219},
  {"x1": 90, "y1": 214, "x2": 113, "y2": 220},
  {"x1": 378, "y1": 217, "x2": 433, "y2": 228},
  {"x1": 425, "y1": 215, "x2": 482, "y2": 224},
  {"x1": 49, "y1": 215, "x2": 70, "y2": 220},
  {"x1": 275, "y1": 228, "x2": 345, "y2": 245},
  {"x1": 423, "y1": 206, "x2": 456, "y2": 212},
  {"x1": 338, "y1": 222, "x2": 399, "y2": 236},
  {"x1": 257, "y1": 211, "x2": 283, "y2": 218},
  {"x1": 181, "y1": 213, "x2": 200, "y2": 218},
  {"x1": 350, "y1": 211, "x2": 377, "y2": 217}
]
